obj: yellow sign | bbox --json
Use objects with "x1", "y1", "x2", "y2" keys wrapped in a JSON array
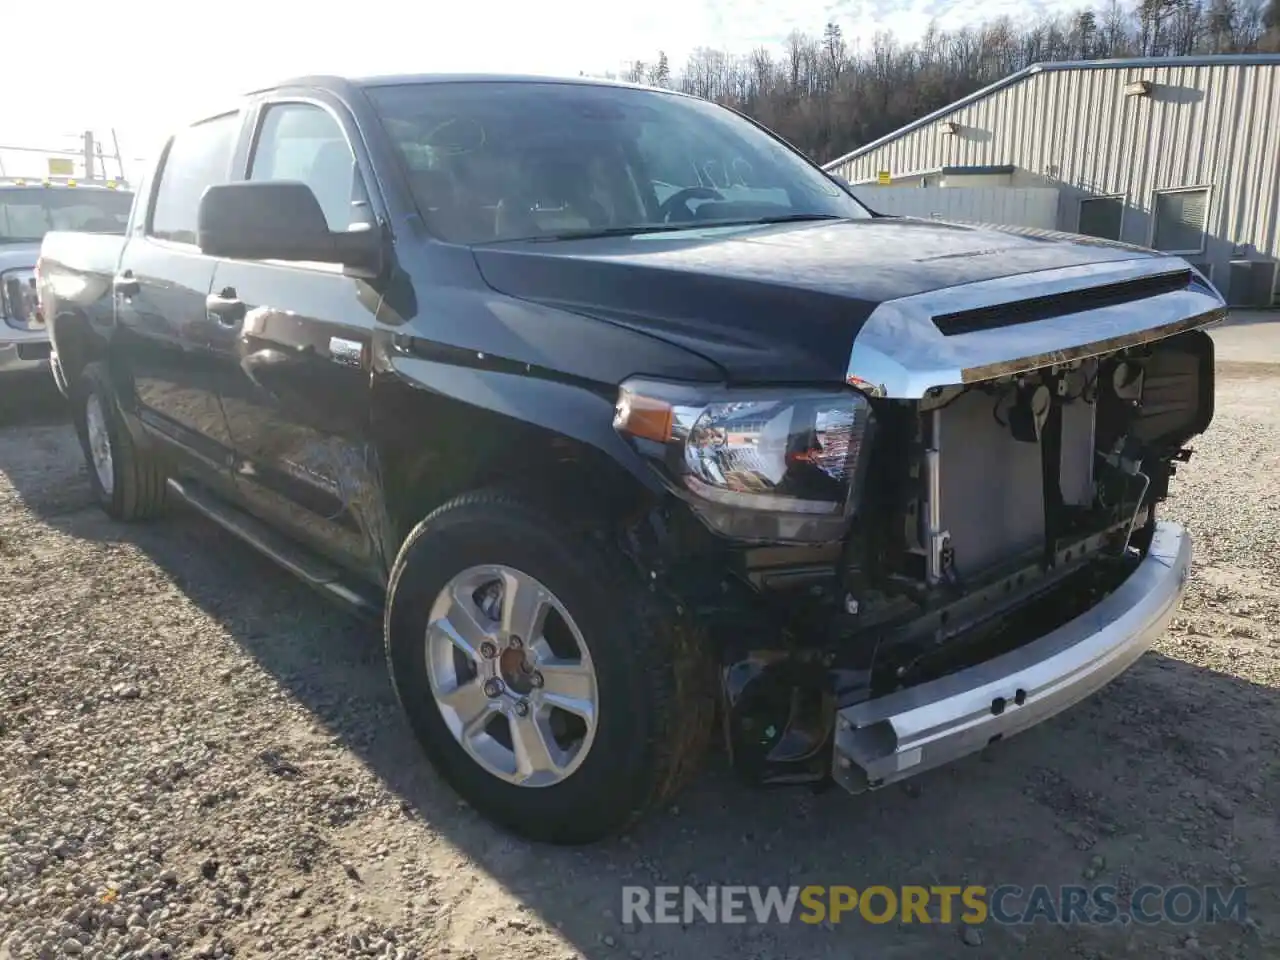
[
  {"x1": 47, "y1": 157, "x2": 75, "y2": 177},
  {"x1": 877, "y1": 170, "x2": 891, "y2": 185}
]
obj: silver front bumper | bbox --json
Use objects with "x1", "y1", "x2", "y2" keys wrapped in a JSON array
[{"x1": 832, "y1": 520, "x2": 1191, "y2": 792}]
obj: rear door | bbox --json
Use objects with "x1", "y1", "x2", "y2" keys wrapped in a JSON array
[
  {"x1": 113, "y1": 112, "x2": 241, "y2": 495},
  {"x1": 206, "y1": 97, "x2": 385, "y2": 579}
]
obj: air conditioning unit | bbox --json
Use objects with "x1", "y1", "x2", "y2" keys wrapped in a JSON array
[{"x1": 1226, "y1": 259, "x2": 1279, "y2": 308}]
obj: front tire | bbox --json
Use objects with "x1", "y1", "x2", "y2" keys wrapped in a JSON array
[
  {"x1": 72, "y1": 361, "x2": 168, "y2": 521},
  {"x1": 385, "y1": 491, "x2": 712, "y2": 844}
]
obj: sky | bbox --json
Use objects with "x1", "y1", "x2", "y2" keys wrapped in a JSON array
[{"x1": 1, "y1": 0, "x2": 1085, "y2": 182}]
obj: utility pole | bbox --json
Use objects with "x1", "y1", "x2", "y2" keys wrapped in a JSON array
[
  {"x1": 111, "y1": 129, "x2": 125, "y2": 180},
  {"x1": 82, "y1": 130, "x2": 96, "y2": 179}
]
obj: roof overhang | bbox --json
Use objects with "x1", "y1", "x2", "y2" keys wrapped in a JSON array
[{"x1": 822, "y1": 53, "x2": 1280, "y2": 171}]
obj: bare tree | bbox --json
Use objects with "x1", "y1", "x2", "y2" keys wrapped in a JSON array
[
  {"x1": 823, "y1": 22, "x2": 848, "y2": 84},
  {"x1": 1167, "y1": 0, "x2": 1204, "y2": 53},
  {"x1": 1101, "y1": 0, "x2": 1131, "y2": 52},
  {"x1": 784, "y1": 30, "x2": 806, "y2": 92},
  {"x1": 748, "y1": 46, "x2": 775, "y2": 97}
]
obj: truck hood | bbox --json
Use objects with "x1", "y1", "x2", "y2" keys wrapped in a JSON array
[{"x1": 471, "y1": 217, "x2": 1219, "y2": 387}]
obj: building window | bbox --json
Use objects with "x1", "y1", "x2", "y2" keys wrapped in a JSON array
[
  {"x1": 1152, "y1": 187, "x2": 1209, "y2": 254},
  {"x1": 1078, "y1": 196, "x2": 1124, "y2": 241}
]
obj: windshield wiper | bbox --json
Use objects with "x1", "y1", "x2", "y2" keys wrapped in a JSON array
[
  {"x1": 735, "y1": 213, "x2": 848, "y2": 225},
  {"x1": 521, "y1": 223, "x2": 709, "y2": 242},
  {"x1": 513, "y1": 214, "x2": 849, "y2": 243}
]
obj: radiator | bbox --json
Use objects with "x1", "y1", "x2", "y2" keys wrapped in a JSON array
[{"x1": 933, "y1": 386, "x2": 1096, "y2": 579}]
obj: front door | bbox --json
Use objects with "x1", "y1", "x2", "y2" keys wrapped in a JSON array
[
  {"x1": 205, "y1": 99, "x2": 386, "y2": 581},
  {"x1": 114, "y1": 111, "x2": 242, "y2": 496}
]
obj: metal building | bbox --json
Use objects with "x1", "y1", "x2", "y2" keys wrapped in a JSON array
[{"x1": 823, "y1": 55, "x2": 1280, "y2": 306}]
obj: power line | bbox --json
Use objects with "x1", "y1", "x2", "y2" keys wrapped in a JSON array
[{"x1": 0, "y1": 130, "x2": 127, "y2": 181}]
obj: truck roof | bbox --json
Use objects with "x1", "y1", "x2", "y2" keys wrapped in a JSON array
[{"x1": 257, "y1": 72, "x2": 677, "y2": 96}]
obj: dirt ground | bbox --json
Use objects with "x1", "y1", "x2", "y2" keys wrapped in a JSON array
[{"x1": 1, "y1": 327, "x2": 1278, "y2": 960}]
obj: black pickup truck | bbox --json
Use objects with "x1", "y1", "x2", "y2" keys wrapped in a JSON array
[{"x1": 37, "y1": 73, "x2": 1224, "y2": 844}]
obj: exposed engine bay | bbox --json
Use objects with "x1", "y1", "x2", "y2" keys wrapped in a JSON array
[{"x1": 705, "y1": 327, "x2": 1215, "y2": 787}]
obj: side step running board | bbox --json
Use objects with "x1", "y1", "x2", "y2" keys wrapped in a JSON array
[{"x1": 166, "y1": 478, "x2": 383, "y2": 619}]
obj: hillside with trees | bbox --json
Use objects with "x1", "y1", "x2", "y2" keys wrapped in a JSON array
[{"x1": 616, "y1": 0, "x2": 1280, "y2": 164}]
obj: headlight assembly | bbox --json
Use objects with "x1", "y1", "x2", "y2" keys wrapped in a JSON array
[{"x1": 613, "y1": 377, "x2": 876, "y2": 543}]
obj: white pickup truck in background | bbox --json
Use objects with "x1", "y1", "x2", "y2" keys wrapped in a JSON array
[{"x1": 1, "y1": 178, "x2": 132, "y2": 380}]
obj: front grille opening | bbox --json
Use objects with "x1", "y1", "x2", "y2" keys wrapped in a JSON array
[{"x1": 932, "y1": 270, "x2": 1194, "y2": 336}]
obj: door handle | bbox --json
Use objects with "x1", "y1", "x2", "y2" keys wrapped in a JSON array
[
  {"x1": 113, "y1": 273, "x2": 140, "y2": 298},
  {"x1": 205, "y1": 289, "x2": 246, "y2": 326}
]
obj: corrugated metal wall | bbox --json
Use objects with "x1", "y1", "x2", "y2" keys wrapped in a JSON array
[
  {"x1": 849, "y1": 186, "x2": 1060, "y2": 229},
  {"x1": 829, "y1": 62, "x2": 1280, "y2": 300}
]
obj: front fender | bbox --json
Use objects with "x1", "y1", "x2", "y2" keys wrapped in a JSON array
[
  {"x1": 389, "y1": 352, "x2": 661, "y2": 491},
  {"x1": 371, "y1": 354, "x2": 673, "y2": 563}
]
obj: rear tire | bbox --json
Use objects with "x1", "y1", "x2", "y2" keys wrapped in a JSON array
[
  {"x1": 384, "y1": 490, "x2": 713, "y2": 844},
  {"x1": 72, "y1": 361, "x2": 168, "y2": 521}
]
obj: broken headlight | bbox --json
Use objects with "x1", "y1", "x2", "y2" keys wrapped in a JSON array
[{"x1": 613, "y1": 378, "x2": 876, "y2": 543}]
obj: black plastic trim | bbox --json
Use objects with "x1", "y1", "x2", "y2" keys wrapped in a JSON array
[{"x1": 932, "y1": 270, "x2": 1194, "y2": 336}]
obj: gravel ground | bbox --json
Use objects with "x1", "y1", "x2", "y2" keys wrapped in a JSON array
[
  {"x1": 2, "y1": 353, "x2": 1278, "y2": 960},
  {"x1": 1213, "y1": 312, "x2": 1280, "y2": 367}
]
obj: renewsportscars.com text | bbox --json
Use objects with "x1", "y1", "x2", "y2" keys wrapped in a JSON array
[{"x1": 621, "y1": 884, "x2": 1248, "y2": 927}]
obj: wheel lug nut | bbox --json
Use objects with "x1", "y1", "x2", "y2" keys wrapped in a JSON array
[
  {"x1": 480, "y1": 641, "x2": 497, "y2": 659},
  {"x1": 530, "y1": 672, "x2": 544, "y2": 689},
  {"x1": 508, "y1": 636, "x2": 523, "y2": 650},
  {"x1": 483, "y1": 678, "x2": 503, "y2": 698},
  {"x1": 514, "y1": 699, "x2": 530, "y2": 717}
]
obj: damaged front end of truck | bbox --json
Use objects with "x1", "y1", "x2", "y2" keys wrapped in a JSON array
[{"x1": 615, "y1": 256, "x2": 1224, "y2": 793}]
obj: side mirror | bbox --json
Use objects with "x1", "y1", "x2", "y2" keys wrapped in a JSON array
[{"x1": 196, "y1": 181, "x2": 382, "y2": 276}]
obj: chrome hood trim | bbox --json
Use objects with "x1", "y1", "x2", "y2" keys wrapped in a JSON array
[{"x1": 847, "y1": 255, "x2": 1226, "y2": 399}]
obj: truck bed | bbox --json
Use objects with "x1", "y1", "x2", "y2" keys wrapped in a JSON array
[{"x1": 37, "y1": 231, "x2": 127, "y2": 391}]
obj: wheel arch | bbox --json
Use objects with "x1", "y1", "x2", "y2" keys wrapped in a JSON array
[{"x1": 49, "y1": 307, "x2": 106, "y2": 396}]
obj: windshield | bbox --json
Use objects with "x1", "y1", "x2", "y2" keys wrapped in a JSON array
[
  {"x1": 0, "y1": 188, "x2": 133, "y2": 243},
  {"x1": 366, "y1": 81, "x2": 870, "y2": 244}
]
